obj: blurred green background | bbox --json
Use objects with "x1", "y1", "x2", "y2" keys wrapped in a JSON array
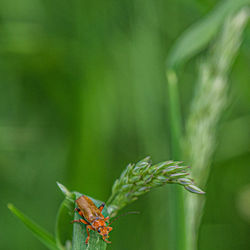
[{"x1": 0, "y1": 0, "x2": 249, "y2": 249}]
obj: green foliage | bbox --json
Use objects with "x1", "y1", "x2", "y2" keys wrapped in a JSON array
[
  {"x1": 165, "y1": 3, "x2": 250, "y2": 250},
  {"x1": 8, "y1": 157, "x2": 204, "y2": 250},
  {"x1": 184, "y1": 8, "x2": 250, "y2": 250},
  {"x1": 167, "y1": 0, "x2": 250, "y2": 69},
  {"x1": 7, "y1": 204, "x2": 59, "y2": 250},
  {"x1": 2, "y1": 0, "x2": 250, "y2": 250},
  {"x1": 55, "y1": 199, "x2": 73, "y2": 250},
  {"x1": 55, "y1": 183, "x2": 75, "y2": 250},
  {"x1": 185, "y1": 8, "x2": 250, "y2": 187}
]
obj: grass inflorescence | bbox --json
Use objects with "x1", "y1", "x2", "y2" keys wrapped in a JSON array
[
  {"x1": 107, "y1": 157, "x2": 204, "y2": 217},
  {"x1": 184, "y1": 8, "x2": 249, "y2": 250}
]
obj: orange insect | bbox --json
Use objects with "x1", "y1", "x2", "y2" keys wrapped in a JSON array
[{"x1": 71, "y1": 195, "x2": 112, "y2": 244}]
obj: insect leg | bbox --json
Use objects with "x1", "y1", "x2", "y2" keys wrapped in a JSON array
[
  {"x1": 71, "y1": 219, "x2": 89, "y2": 225},
  {"x1": 74, "y1": 208, "x2": 80, "y2": 212},
  {"x1": 104, "y1": 216, "x2": 110, "y2": 223},
  {"x1": 102, "y1": 236, "x2": 111, "y2": 244},
  {"x1": 74, "y1": 207, "x2": 85, "y2": 218},
  {"x1": 98, "y1": 203, "x2": 105, "y2": 212},
  {"x1": 85, "y1": 225, "x2": 94, "y2": 244}
]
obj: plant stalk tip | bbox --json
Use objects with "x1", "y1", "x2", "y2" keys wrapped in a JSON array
[{"x1": 7, "y1": 203, "x2": 14, "y2": 210}]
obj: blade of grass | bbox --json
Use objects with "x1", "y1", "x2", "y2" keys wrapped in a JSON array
[
  {"x1": 167, "y1": 0, "x2": 250, "y2": 69},
  {"x1": 7, "y1": 203, "x2": 58, "y2": 250},
  {"x1": 56, "y1": 182, "x2": 76, "y2": 249}
]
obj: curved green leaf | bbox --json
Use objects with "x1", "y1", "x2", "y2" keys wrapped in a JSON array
[
  {"x1": 55, "y1": 199, "x2": 74, "y2": 250},
  {"x1": 56, "y1": 182, "x2": 76, "y2": 250},
  {"x1": 8, "y1": 203, "x2": 58, "y2": 250},
  {"x1": 167, "y1": 0, "x2": 250, "y2": 68}
]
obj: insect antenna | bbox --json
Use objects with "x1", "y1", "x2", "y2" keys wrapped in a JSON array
[{"x1": 108, "y1": 211, "x2": 140, "y2": 225}]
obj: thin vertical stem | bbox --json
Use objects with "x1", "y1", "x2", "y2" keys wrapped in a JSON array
[
  {"x1": 167, "y1": 70, "x2": 182, "y2": 157},
  {"x1": 166, "y1": 69, "x2": 186, "y2": 250}
]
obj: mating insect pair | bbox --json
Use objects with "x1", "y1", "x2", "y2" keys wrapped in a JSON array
[{"x1": 71, "y1": 195, "x2": 113, "y2": 244}]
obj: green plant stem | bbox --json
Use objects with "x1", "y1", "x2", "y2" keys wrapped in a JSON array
[
  {"x1": 167, "y1": 70, "x2": 182, "y2": 157},
  {"x1": 184, "y1": 8, "x2": 250, "y2": 250},
  {"x1": 166, "y1": 69, "x2": 186, "y2": 250}
]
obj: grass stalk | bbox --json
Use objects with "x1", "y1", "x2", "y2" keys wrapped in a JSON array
[
  {"x1": 184, "y1": 8, "x2": 249, "y2": 250},
  {"x1": 166, "y1": 69, "x2": 187, "y2": 250}
]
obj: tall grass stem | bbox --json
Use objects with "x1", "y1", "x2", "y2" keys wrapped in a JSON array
[
  {"x1": 166, "y1": 69, "x2": 187, "y2": 250},
  {"x1": 184, "y1": 8, "x2": 249, "y2": 250}
]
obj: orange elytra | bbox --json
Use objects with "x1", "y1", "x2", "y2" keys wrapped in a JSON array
[{"x1": 71, "y1": 195, "x2": 112, "y2": 244}]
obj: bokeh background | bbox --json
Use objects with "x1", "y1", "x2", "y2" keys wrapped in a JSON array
[{"x1": 0, "y1": 0, "x2": 249, "y2": 249}]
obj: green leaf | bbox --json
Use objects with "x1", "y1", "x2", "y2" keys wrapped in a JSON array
[
  {"x1": 72, "y1": 192, "x2": 108, "y2": 250},
  {"x1": 56, "y1": 182, "x2": 76, "y2": 250},
  {"x1": 167, "y1": 0, "x2": 250, "y2": 68},
  {"x1": 57, "y1": 182, "x2": 75, "y2": 201},
  {"x1": 7, "y1": 203, "x2": 58, "y2": 250},
  {"x1": 55, "y1": 199, "x2": 74, "y2": 250}
]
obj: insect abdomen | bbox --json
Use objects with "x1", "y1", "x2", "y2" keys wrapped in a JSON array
[{"x1": 76, "y1": 195, "x2": 102, "y2": 222}]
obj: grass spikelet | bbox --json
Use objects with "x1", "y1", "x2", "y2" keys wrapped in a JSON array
[
  {"x1": 184, "y1": 8, "x2": 249, "y2": 250},
  {"x1": 106, "y1": 157, "x2": 204, "y2": 217}
]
